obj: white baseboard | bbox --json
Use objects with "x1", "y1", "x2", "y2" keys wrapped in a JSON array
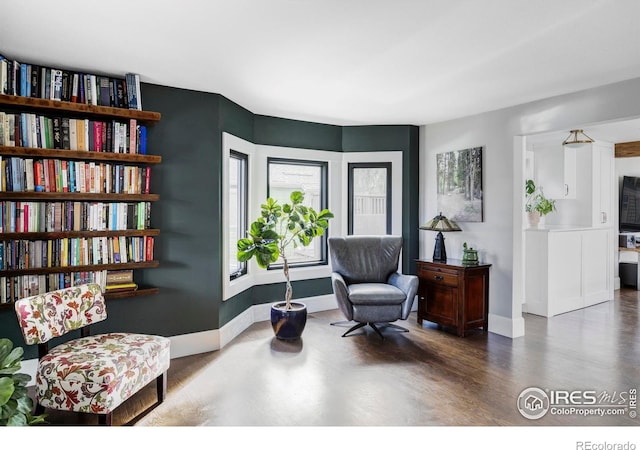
[{"x1": 488, "y1": 313, "x2": 525, "y2": 338}]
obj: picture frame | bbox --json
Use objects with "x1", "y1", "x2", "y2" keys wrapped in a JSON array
[{"x1": 436, "y1": 146, "x2": 483, "y2": 222}]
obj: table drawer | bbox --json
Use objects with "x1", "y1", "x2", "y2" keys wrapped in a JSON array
[{"x1": 419, "y1": 268, "x2": 459, "y2": 287}]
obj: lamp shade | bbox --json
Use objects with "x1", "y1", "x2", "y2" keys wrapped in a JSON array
[
  {"x1": 419, "y1": 212, "x2": 461, "y2": 262},
  {"x1": 420, "y1": 212, "x2": 462, "y2": 232}
]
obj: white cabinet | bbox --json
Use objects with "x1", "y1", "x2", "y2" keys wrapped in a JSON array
[
  {"x1": 590, "y1": 142, "x2": 614, "y2": 227},
  {"x1": 531, "y1": 141, "x2": 577, "y2": 199},
  {"x1": 525, "y1": 228, "x2": 613, "y2": 317}
]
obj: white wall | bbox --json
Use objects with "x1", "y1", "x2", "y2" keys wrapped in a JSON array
[{"x1": 420, "y1": 77, "x2": 640, "y2": 338}]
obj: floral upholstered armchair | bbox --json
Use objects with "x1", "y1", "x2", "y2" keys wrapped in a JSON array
[{"x1": 14, "y1": 283, "x2": 170, "y2": 425}]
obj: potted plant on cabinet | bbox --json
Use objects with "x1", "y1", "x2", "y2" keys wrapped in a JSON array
[
  {"x1": 237, "y1": 191, "x2": 334, "y2": 340},
  {"x1": 0, "y1": 338, "x2": 47, "y2": 426},
  {"x1": 525, "y1": 179, "x2": 556, "y2": 228}
]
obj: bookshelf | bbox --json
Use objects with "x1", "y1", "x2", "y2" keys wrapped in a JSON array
[{"x1": 0, "y1": 90, "x2": 162, "y2": 308}]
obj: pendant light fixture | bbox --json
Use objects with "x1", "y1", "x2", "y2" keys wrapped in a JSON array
[{"x1": 562, "y1": 129, "x2": 594, "y2": 147}]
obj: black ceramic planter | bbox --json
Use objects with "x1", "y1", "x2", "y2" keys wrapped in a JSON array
[{"x1": 270, "y1": 302, "x2": 307, "y2": 340}]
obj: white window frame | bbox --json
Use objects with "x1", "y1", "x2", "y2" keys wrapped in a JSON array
[{"x1": 341, "y1": 151, "x2": 403, "y2": 237}]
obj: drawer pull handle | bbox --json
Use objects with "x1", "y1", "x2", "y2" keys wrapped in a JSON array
[{"x1": 434, "y1": 275, "x2": 444, "y2": 281}]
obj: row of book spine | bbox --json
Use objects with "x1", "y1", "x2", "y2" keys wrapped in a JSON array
[
  {"x1": 0, "y1": 270, "x2": 107, "y2": 304},
  {"x1": 0, "y1": 236, "x2": 155, "y2": 270},
  {"x1": 0, "y1": 55, "x2": 142, "y2": 110},
  {"x1": 0, "y1": 201, "x2": 151, "y2": 233},
  {"x1": 1, "y1": 157, "x2": 151, "y2": 194},
  {"x1": 0, "y1": 111, "x2": 147, "y2": 154}
]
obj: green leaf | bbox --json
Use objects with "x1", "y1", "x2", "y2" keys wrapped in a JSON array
[
  {"x1": 249, "y1": 221, "x2": 265, "y2": 237},
  {"x1": 27, "y1": 414, "x2": 47, "y2": 425},
  {"x1": 6, "y1": 412, "x2": 27, "y2": 426},
  {"x1": 282, "y1": 204, "x2": 291, "y2": 214},
  {"x1": 11, "y1": 373, "x2": 31, "y2": 386},
  {"x1": 318, "y1": 209, "x2": 334, "y2": 218},
  {"x1": 260, "y1": 230, "x2": 280, "y2": 241},
  {"x1": 255, "y1": 244, "x2": 279, "y2": 268},
  {"x1": 14, "y1": 395, "x2": 33, "y2": 415},
  {"x1": 0, "y1": 377, "x2": 14, "y2": 407},
  {"x1": 237, "y1": 238, "x2": 255, "y2": 251},
  {"x1": 0, "y1": 339, "x2": 12, "y2": 365},
  {"x1": 298, "y1": 234, "x2": 310, "y2": 246},
  {"x1": 0, "y1": 347, "x2": 23, "y2": 371},
  {"x1": 290, "y1": 191, "x2": 304, "y2": 204}
]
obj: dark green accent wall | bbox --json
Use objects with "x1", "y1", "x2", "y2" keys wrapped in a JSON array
[
  {"x1": 0, "y1": 86, "x2": 419, "y2": 359},
  {"x1": 254, "y1": 115, "x2": 342, "y2": 151}
]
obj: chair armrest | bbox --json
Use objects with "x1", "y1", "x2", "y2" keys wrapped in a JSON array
[
  {"x1": 388, "y1": 272, "x2": 419, "y2": 319},
  {"x1": 331, "y1": 272, "x2": 354, "y2": 320}
]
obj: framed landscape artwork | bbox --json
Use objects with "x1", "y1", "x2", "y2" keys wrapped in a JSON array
[{"x1": 436, "y1": 146, "x2": 483, "y2": 222}]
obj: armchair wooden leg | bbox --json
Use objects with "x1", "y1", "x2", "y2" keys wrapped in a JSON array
[
  {"x1": 98, "y1": 412, "x2": 112, "y2": 426},
  {"x1": 157, "y1": 371, "x2": 167, "y2": 403},
  {"x1": 34, "y1": 403, "x2": 45, "y2": 416}
]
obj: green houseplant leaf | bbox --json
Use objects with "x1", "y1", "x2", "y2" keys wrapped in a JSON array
[
  {"x1": 0, "y1": 338, "x2": 47, "y2": 426},
  {"x1": 524, "y1": 179, "x2": 556, "y2": 216}
]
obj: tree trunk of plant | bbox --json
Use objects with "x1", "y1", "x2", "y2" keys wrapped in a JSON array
[{"x1": 282, "y1": 255, "x2": 293, "y2": 310}]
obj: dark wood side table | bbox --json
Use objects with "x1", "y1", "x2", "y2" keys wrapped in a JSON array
[{"x1": 416, "y1": 258, "x2": 491, "y2": 337}]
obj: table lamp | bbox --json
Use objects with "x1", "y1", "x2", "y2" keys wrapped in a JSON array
[{"x1": 420, "y1": 212, "x2": 461, "y2": 262}]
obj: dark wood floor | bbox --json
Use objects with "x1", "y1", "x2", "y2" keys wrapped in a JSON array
[{"x1": 40, "y1": 289, "x2": 639, "y2": 428}]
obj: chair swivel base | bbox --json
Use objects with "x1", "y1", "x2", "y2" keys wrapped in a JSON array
[{"x1": 339, "y1": 321, "x2": 409, "y2": 339}]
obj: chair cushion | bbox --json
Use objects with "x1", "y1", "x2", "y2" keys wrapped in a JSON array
[
  {"x1": 347, "y1": 283, "x2": 407, "y2": 305},
  {"x1": 36, "y1": 333, "x2": 171, "y2": 414}
]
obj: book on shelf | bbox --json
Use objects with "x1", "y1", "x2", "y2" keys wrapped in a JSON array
[
  {"x1": 104, "y1": 282, "x2": 138, "y2": 293},
  {"x1": 50, "y1": 69, "x2": 63, "y2": 101},
  {"x1": 106, "y1": 269, "x2": 133, "y2": 285},
  {"x1": 61, "y1": 70, "x2": 71, "y2": 101},
  {"x1": 71, "y1": 73, "x2": 79, "y2": 103},
  {"x1": 29, "y1": 64, "x2": 39, "y2": 98},
  {"x1": 125, "y1": 73, "x2": 142, "y2": 110},
  {"x1": 0, "y1": 57, "x2": 7, "y2": 95},
  {"x1": 97, "y1": 76, "x2": 111, "y2": 106}
]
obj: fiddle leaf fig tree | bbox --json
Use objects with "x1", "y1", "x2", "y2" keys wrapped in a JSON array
[
  {"x1": 237, "y1": 191, "x2": 334, "y2": 310},
  {"x1": 0, "y1": 338, "x2": 47, "y2": 426}
]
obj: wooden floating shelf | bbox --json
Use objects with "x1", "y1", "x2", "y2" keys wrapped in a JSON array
[
  {"x1": 0, "y1": 94, "x2": 161, "y2": 124},
  {"x1": 0, "y1": 192, "x2": 159, "y2": 201},
  {"x1": 104, "y1": 286, "x2": 159, "y2": 300},
  {"x1": 0, "y1": 260, "x2": 159, "y2": 276},
  {"x1": 0, "y1": 146, "x2": 161, "y2": 164},
  {"x1": 0, "y1": 229, "x2": 160, "y2": 240},
  {"x1": 0, "y1": 286, "x2": 160, "y2": 309}
]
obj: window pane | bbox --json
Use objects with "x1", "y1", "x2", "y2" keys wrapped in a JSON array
[
  {"x1": 268, "y1": 160, "x2": 325, "y2": 266},
  {"x1": 229, "y1": 152, "x2": 247, "y2": 278},
  {"x1": 350, "y1": 166, "x2": 389, "y2": 235}
]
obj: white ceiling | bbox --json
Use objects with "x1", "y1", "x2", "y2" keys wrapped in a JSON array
[{"x1": 2, "y1": 0, "x2": 640, "y2": 128}]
